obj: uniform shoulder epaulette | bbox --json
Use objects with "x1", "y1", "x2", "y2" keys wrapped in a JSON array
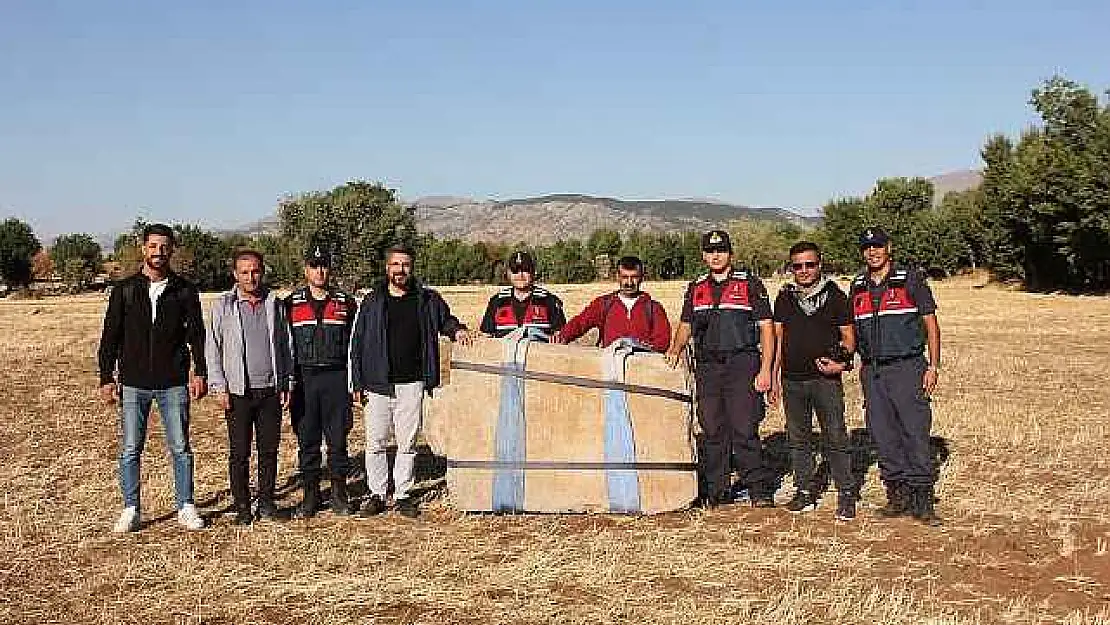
[
  {"x1": 286, "y1": 288, "x2": 308, "y2": 304},
  {"x1": 495, "y1": 286, "x2": 513, "y2": 297},
  {"x1": 532, "y1": 285, "x2": 553, "y2": 298},
  {"x1": 694, "y1": 273, "x2": 709, "y2": 284},
  {"x1": 731, "y1": 270, "x2": 749, "y2": 280}
]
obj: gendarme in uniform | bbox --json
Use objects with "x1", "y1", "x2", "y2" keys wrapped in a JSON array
[
  {"x1": 677, "y1": 230, "x2": 777, "y2": 507},
  {"x1": 850, "y1": 227, "x2": 942, "y2": 524},
  {"x1": 479, "y1": 251, "x2": 566, "y2": 340},
  {"x1": 285, "y1": 244, "x2": 358, "y2": 517}
]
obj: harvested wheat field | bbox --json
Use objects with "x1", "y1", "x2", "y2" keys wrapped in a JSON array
[{"x1": 1, "y1": 277, "x2": 1108, "y2": 624}]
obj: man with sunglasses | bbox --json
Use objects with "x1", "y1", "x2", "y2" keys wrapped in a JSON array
[
  {"x1": 479, "y1": 251, "x2": 566, "y2": 341},
  {"x1": 849, "y1": 227, "x2": 942, "y2": 526},
  {"x1": 768, "y1": 241, "x2": 857, "y2": 521},
  {"x1": 665, "y1": 230, "x2": 777, "y2": 508},
  {"x1": 285, "y1": 244, "x2": 358, "y2": 518}
]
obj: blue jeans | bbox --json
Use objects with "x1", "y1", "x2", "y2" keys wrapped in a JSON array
[{"x1": 118, "y1": 385, "x2": 195, "y2": 510}]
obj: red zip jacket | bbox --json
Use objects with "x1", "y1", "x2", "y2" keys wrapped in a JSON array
[{"x1": 559, "y1": 292, "x2": 671, "y2": 352}]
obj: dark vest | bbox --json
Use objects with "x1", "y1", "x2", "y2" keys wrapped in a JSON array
[
  {"x1": 849, "y1": 266, "x2": 926, "y2": 362},
  {"x1": 489, "y1": 287, "x2": 557, "y2": 337},
  {"x1": 285, "y1": 286, "x2": 356, "y2": 370},
  {"x1": 687, "y1": 271, "x2": 760, "y2": 357}
]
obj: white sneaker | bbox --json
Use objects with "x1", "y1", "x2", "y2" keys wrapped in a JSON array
[
  {"x1": 112, "y1": 506, "x2": 140, "y2": 533},
  {"x1": 177, "y1": 503, "x2": 205, "y2": 530}
]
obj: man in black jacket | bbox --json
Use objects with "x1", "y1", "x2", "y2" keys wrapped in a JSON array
[
  {"x1": 350, "y1": 244, "x2": 471, "y2": 519},
  {"x1": 98, "y1": 223, "x2": 208, "y2": 533}
]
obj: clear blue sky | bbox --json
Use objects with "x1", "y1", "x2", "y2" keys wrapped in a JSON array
[{"x1": 1, "y1": 0, "x2": 1106, "y2": 242}]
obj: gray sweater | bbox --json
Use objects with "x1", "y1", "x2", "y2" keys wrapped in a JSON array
[{"x1": 204, "y1": 288, "x2": 294, "y2": 395}]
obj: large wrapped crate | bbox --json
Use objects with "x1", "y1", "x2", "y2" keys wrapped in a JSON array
[{"x1": 424, "y1": 331, "x2": 696, "y2": 513}]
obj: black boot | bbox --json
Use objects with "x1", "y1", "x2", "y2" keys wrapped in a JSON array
[
  {"x1": 911, "y1": 485, "x2": 942, "y2": 527},
  {"x1": 877, "y1": 481, "x2": 910, "y2": 518},
  {"x1": 330, "y1": 477, "x2": 351, "y2": 516},
  {"x1": 233, "y1": 502, "x2": 253, "y2": 526},
  {"x1": 256, "y1": 498, "x2": 279, "y2": 521},
  {"x1": 358, "y1": 494, "x2": 386, "y2": 518},
  {"x1": 295, "y1": 475, "x2": 320, "y2": 519}
]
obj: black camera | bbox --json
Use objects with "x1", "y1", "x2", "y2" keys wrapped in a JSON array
[{"x1": 826, "y1": 343, "x2": 853, "y2": 365}]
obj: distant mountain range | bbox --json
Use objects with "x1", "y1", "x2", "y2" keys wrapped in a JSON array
[
  {"x1": 228, "y1": 194, "x2": 820, "y2": 246},
  {"x1": 88, "y1": 170, "x2": 983, "y2": 249},
  {"x1": 410, "y1": 194, "x2": 821, "y2": 244}
]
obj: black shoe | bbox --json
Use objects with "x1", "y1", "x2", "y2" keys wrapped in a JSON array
[
  {"x1": 835, "y1": 494, "x2": 856, "y2": 521},
  {"x1": 701, "y1": 492, "x2": 727, "y2": 509},
  {"x1": 233, "y1": 505, "x2": 253, "y2": 526},
  {"x1": 877, "y1": 481, "x2": 910, "y2": 518},
  {"x1": 785, "y1": 490, "x2": 816, "y2": 514},
  {"x1": 728, "y1": 483, "x2": 751, "y2": 504},
  {"x1": 256, "y1": 498, "x2": 278, "y2": 521},
  {"x1": 396, "y1": 497, "x2": 420, "y2": 519},
  {"x1": 330, "y1": 478, "x2": 352, "y2": 516},
  {"x1": 911, "y1": 486, "x2": 942, "y2": 527},
  {"x1": 294, "y1": 478, "x2": 320, "y2": 519},
  {"x1": 750, "y1": 494, "x2": 776, "y2": 508},
  {"x1": 358, "y1": 495, "x2": 386, "y2": 518}
]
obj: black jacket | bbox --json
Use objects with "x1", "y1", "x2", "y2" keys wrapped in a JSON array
[
  {"x1": 349, "y1": 279, "x2": 465, "y2": 396},
  {"x1": 98, "y1": 271, "x2": 207, "y2": 389}
]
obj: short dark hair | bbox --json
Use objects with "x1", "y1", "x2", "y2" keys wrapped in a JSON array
[
  {"x1": 384, "y1": 243, "x2": 415, "y2": 260},
  {"x1": 142, "y1": 223, "x2": 176, "y2": 245},
  {"x1": 788, "y1": 240, "x2": 821, "y2": 259},
  {"x1": 617, "y1": 256, "x2": 644, "y2": 274},
  {"x1": 232, "y1": 248, "x2": 265, "y2": 269}
]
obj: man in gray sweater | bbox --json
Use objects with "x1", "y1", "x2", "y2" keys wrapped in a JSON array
[{"x1": 205, "y1": 250, "x2": 294, "y2": 524}]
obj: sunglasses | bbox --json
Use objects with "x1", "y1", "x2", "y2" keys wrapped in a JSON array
[{"x1": 791, "y1": 261, "x2": 819, "y2": 271}]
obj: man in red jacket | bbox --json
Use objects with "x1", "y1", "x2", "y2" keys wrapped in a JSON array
[{"x1": 554, "y1": 256, "x2": 671, "y2": 352}]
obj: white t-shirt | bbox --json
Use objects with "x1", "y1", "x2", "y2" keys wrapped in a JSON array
[
  {"x1": 149, "y1": 279, "x2": 168, "y2": 323},
  {"x1": 617, "y1": 293, "x2": 639, "y2": 317}
]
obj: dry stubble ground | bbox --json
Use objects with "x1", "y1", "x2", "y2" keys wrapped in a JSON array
[{"x1": 0, "y1": 277, "x2": 1108, "y2": 624}]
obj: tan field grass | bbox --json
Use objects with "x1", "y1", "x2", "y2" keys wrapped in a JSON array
[{"x1": 1, "y1": 278, "x2": 1108, "y2": 624}]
